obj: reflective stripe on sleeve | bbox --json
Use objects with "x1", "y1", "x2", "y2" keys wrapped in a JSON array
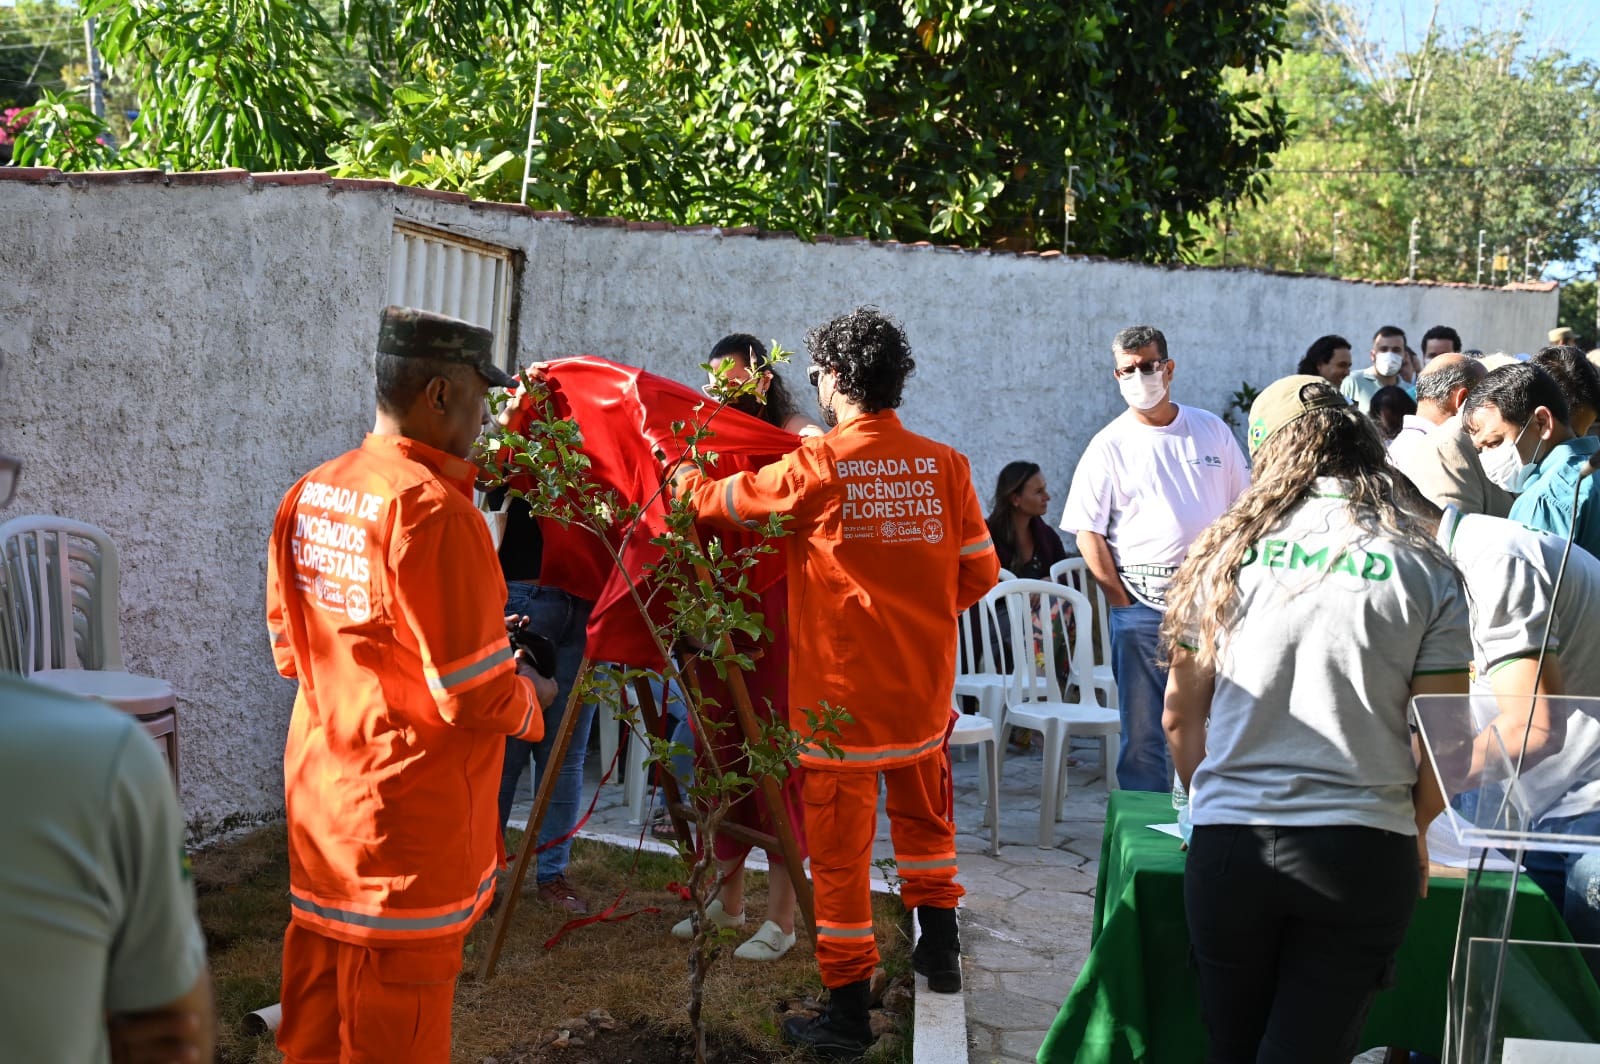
[
  {"x1": 269, "y1": 628, "x2": 288, "y2": 646},
  {"x1": 426, "y1": 643, "x2": 514, "y2": 693},
  {"x1": 960, "y1": 536, "x2": 994, "y2": 556},
  {"x1": 723, "y1": 479, "x2": 759, "y2": 530}
]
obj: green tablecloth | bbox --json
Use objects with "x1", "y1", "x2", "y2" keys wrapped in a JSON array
[{"x1": 1038, "y1": 791, "x2": 1600, "y2": 1063}]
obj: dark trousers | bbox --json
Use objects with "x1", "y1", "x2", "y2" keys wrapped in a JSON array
[{"x1": 1184, "y1": 823, "x2": 1419, "y2": 1064}]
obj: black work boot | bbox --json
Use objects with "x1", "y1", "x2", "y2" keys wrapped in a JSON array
[
  {"x1": 781, "y1": 979, "x2": 874, "y2": 1059},
  {"x1": 912, "y1": 905, "x2": 962, "y2": 993}
]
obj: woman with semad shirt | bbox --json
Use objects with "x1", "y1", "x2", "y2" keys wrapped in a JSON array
[{"x1": 1159, "y1": 375, "x2": 1472, "y2": 1063}]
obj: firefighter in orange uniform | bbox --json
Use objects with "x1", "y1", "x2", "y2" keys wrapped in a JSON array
[
  {"x1": 266, "y1": 306, "x2": 556, "y2": 1063},
  {"x1": 678, "y1": 307, "x2": 999, "y2": 1058}
]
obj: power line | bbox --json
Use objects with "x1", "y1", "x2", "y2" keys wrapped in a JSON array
[{"x1": 1266, "y1": 165, "x2": 1600, "y2": 175}]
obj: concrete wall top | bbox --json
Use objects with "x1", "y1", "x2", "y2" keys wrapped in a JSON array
[{"x1": 0, "y1": 168, "x2": 1560, "y2": 834}]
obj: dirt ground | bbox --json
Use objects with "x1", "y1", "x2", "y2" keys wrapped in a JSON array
[{"x1": 195, "y1": 826, "x2": 912, "y2": 1063}]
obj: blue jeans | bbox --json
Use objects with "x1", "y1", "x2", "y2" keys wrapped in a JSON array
[
  {"x1": 1108, "y1": 602, "x2": 1172, "y2": 793},
  {"x1": 498, "y1": 583, "x2": 593, "y2": 884},
  {"x1": 1523, "y1": 807, "x2": 1600, "y2": 981}
]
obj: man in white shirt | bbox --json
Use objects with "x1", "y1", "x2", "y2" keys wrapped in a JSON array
[
  {"x1": 1343, "y1": 326, "x2": 1417, "y2": 408},
  {"x1": 1060, "y1": 325, "x2": 1250, "y2": 792}
]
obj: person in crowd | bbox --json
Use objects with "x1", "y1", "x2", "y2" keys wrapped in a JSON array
[
  {"x1": 706, "y1": 333, "x2": 824, "y2": 437},
  {"x1": 1061, "y1": 325, "x2": 1250, "y2": 793},
  {"x1": 1409, "y1": 496, "x2": 1600, "y2": 977},
  {"x1": 676, "y1": 307, "x2": 997, "y2": 1057},
  {"x1": 0, "y1": 435, "x2": 214, "y2": 1064},
  {"x1": 1296, "y1": 334, "x2": 1353, "y2": 389},
  {"x1": 1421, "y1": 324, "x2": 1463, "y2": 360},
  {"x1": 1161, "y1": 374, "x2": 1470, "y2": 1063},
  {"x1": 986, "y1": 461, "x2": 1068, "y2": 578},
  {"x1": 1389, "y1": 354, "x2": 1510, "y2": 516},
  {"x1": 1369, "y1": 385, "x2": 1419, "y2": 445},
  {"x1": 486, "y1": 478, "x2": 596, "y2": 914},
  {"x1": 1551, "y1": 326, "x2": 1577, "y2": 347},
  {"x1": 1531, "y1": 345, "x2": 1600, "y2": 437},
  {"x1": 664, "y1": 332, "x2": 819, "y2": 962},
  {"x1": 1463, "y1": 363, "x2": 1600, "y2": 558},
  {"x1": 1343, "y1": 325, "x2": 1416, "y2": 407},
  {"x1": 266, "y1": 307, "x2": 557, "y2": 1062}
]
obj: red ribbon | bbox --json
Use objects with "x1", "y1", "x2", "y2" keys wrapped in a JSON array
[{"x1": 543, "y1": 890, "x2": 663, "y2": 950}]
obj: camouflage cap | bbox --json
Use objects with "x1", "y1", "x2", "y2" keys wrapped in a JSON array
[
  {"x1": 1246, "y1": 374, "x2": 1350, "y2": 456},
  {"x1": 376, "y1": 305, "x2": 515, "y2": 388}
]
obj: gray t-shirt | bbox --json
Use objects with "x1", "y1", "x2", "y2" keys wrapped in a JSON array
[
  {"x1": 1186, "y1": 480, "x2": 1472, "y2": 836},
  {"x1": 1441, "y1": 508, "x2": 1600, "y2": 821},
  {"x1": 0, "y1": 674, "x2": 207, "y2": 1064}
]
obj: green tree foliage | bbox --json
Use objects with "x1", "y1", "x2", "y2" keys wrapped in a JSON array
[
  {"x1": 14, "y1": 0, "x2": 1292, "y2": 262},
  {"x1": 1558, "y1": 280, "x2": 1597, "y2": 349},
  {"x1": 1194, "y1": 1, "x2": 1600, "y2": 282},
  {"x1": 0, "y1": 1, "x2": 76, "y2": 111}
]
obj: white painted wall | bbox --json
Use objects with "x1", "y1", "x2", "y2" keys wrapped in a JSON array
[{"x1": 0, "y1": 175, "x2": 1558, "y2": 834}]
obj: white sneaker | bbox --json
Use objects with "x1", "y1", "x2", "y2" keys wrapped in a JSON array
[
  {"x1": 733, "y1": 919, "x2": 797, "y2": 961},
  {"x1": 670, "y1": 898, "x2": 745, "y2": 940}
]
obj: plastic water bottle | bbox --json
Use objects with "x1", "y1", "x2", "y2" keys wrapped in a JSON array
[{"x1": 1171, "y1": 774, "x2": 1193, "y2": 846}]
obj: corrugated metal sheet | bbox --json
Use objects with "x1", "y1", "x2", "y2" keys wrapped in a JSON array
[{"x1": 386, "y1": 222, "x2": 516, "y2": 369}]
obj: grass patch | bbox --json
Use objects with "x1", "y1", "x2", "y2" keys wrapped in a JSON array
[{"x1": 196, "y1": 825, "x2": 911, "y2": 1063}]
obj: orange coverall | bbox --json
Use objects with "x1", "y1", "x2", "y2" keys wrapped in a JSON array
[
  {"x1": 683, "y1": 410, "x2": 998, "y2": 987},
  {"x1": 266, "y1": 434, "x2": 543, "y2": 1063}
]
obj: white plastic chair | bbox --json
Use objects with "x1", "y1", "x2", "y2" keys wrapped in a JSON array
[
  {"x1": 954, "y1": 594, "x2": 1010, "y2": 734},
  {"x1": 1049, "y1": 557, "x2": 1118, "y2": 709},
  {"x1": 0, "y1": 516, "x2": 179, "y2": 785},
  {"x1": 949, "y1": 705, "x2": 1000, "y2": 856},
  {"x1": 985, "y1": 579, "x2": 1120, "y2": 847}
]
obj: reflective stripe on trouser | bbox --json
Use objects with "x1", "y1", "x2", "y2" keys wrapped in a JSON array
[
  {"x1": 804, "y1": 754, "x2": 964, "y2": 988},
  {"x1": 278, "y1": 921, "x2": 462, "y2": 1064}
]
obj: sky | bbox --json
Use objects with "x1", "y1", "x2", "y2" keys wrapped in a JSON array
[
  {"x1": 1356, "y1": 0, "x2": 1600, "y2": 278},
  {"x1": 1364, "y1": 0, "x2": 1600, "y2": 58}
]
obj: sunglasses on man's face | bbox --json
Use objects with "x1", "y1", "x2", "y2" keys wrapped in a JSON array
[
  {"x1": 0, "y1": 453, "x2": 20, "y2": 509},
  {"x1": 1113, "y1": 357, "x2": 1168, "y2": 380},
  {"x1": 806, "y1": 365, "x2": 824, "y2": 387}
]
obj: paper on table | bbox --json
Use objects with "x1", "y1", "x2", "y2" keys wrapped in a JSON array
[
  {"x1": 1426, "y1": 817, "x2": 1519, "y2": 871},
  {"x1": 1148, "y1": 822, "x2": 1184, "y2": 840}
]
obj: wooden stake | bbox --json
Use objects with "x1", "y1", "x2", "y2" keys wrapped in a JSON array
[{"x1": 476, "y1": 660, "x2": 594, "y2": 982}]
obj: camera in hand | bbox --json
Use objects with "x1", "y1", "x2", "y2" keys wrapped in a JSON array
[{"x1": 509, "y1": 626, "x2": 557, "y2": 680}]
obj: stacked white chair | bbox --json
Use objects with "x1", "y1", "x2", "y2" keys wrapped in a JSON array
[
  {"x1": 984, "y1": 579, "x2": 1120, "y2": 847},
  {"x1": 0, "y1": 516, "x2": 179, "y2": 786},
  {"x1": 1049, "y1": 557, "x2": 1119, "y2": 709},
  {"x1": 947, "y1": 698, "x2": 1001, "y2": 855}
]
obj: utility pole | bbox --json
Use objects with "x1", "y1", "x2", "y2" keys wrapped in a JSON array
[
  {"x1": 1523, "y1": 238, "x2": 1536, "y2": 283},
  {"x1": 518, "y1": 62, "x2": 552, "y2": 207},
  {"x1": 1062, "y1": 163, "x2": 1078, "y2": 252},
  {"x1": 83, "y1": 17, "x2": 107, "y2": 122},
  {"x1": 1407, "y1": 216, "x2": 1421, "y2": 280},
  {"x1": 823, "y1": 120, "x2": 840, "y2": 236},
  {"x1": 1331, "y1": 210, "x2": 1343, "y2": 272},
  {"x1": 1475, "y1": 229, "x2": 1486, "y2": 285}
]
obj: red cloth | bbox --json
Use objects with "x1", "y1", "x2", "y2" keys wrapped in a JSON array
[{"x1": 495, "y1": 356, "x2": 801, "y2": 669}]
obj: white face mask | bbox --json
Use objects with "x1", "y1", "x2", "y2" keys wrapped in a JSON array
[
  {"x1": 1480, "y1": 421, "x2": 1540, "y2": 493},
  {"x1": 1118, "y1": 367, "x2": 1168, "y2": 411},
  {"x1": 1374, "y1": 351, "x2": 1405, "y2": 378}
]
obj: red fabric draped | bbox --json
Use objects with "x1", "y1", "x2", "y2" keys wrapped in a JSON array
[{"x1": 495, "y1": 356, "x2": 801, "y2": 669}]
